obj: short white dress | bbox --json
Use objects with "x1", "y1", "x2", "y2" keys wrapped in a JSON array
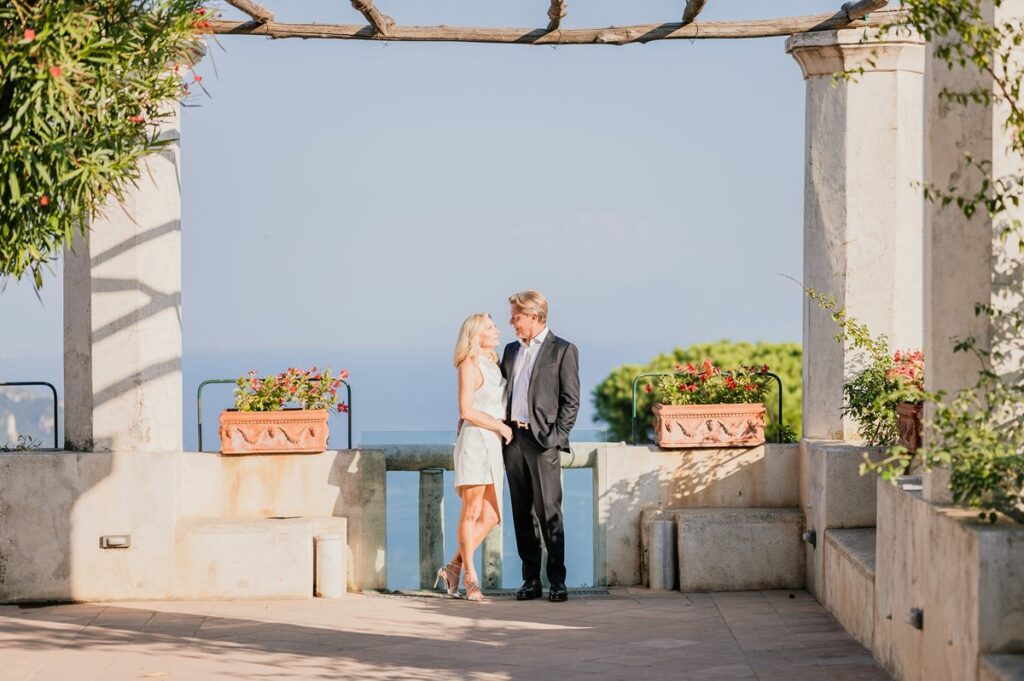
[{"x1": 453, "y1": 355, "x2": 506, "y2": 522}]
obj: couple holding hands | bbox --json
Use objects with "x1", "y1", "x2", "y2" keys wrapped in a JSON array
[{"x1": 436, "y1": 290, "x2": 580, "y2": 603}]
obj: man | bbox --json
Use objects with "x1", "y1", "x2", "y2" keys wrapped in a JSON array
[{"x1": 501, "y1": 290, "x2": 580, "y2": 602}]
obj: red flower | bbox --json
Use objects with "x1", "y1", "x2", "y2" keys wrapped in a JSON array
[
  {"x1": 761, "y1": 365, "x2": 770, "y2": 374},
  {"x1": 744, "y1": 383, "x2": 757, "y2": 392},
  {"x1": 24, "y1": 29, "x2": 35, "y2": 42},
  {"x1": 674, "y1": 364, "x2": 683, "y2": 372},
  {"x1": 194, "y1": 75, "x2": 203, "y2": 83},
  {"x1": 49, "y1": 65, "x2": 61, "y2": 77},
  {"x1": 39, "y1": 195, "x2": 49, "y2": 206},
  {"x1": 340, "y1": 369, "x2": 350, "y2": 380},
  {"x1": 196, "y1": 7, "x2": 207, "y2": 14},
  {"x1": 128, "y1": 115, "x2": 144, "y2": 123},
  {"x1": 725, "y1": 376, "x2": 737, "y2": 390},
  {"x1": 644, "y1": 384, "x2": 653, "y2": 394},
  {"x1": 337, "y1": 403, "x2": 349, "y2": 414},
  {"x1": 312, "y1": 374, "x2": 322, "y2": 381}
]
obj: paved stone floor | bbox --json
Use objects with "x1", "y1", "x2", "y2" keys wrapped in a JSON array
[{"x1": 0, "y1": 589, "x2": 892, "y2": 680}]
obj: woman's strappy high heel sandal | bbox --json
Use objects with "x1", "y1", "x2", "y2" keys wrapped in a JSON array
[
  {"x1": 434, "y1": 561, "x2": 463, "y2": 598},
  {"x1": 464, "y1": 578, "x2": 485, "y2": 602}
]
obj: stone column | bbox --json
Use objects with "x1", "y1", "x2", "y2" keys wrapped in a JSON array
[
  {"x1": 787, "y1": 28, "x2": 926, "y2": 441},
  {"x1": 63, "y1": 103, "x2": 183, "y2": 453},
  {"x1": 923, "y1": 1, "x2": 1024, "y2": 501}
]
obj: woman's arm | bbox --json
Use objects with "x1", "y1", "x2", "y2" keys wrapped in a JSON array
[{"x1": 458, "y1": 361, "x2": 512, "y2": 444}]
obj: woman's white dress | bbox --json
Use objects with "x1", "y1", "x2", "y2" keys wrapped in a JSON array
[{"x1": 453, "y1": 355, "x2": 506, "y2": 522}]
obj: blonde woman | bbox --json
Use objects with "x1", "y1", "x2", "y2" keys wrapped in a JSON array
[{"x1": 435, "y1": 313, "x2": 511, "y2": 601}]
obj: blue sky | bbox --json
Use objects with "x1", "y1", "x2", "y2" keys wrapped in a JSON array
[{"x1": 0, "y1": 0, "x2": 840, "y2": 438}]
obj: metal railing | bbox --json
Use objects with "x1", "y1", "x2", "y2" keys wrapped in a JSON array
[
  {"x1": 380, "y1": 443, "x2": 596, "y2": 591},
  {"x1": 630, "y1": 371, "x2": 785, "y2": 445},
  {"x1": 197, "y1": 378, "x2": 352, "y2": 452},
  {"x1": 0, "y1": 381, "x2": 59, "y2": 450}
]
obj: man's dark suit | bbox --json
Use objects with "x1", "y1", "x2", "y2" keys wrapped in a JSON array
[{"x1": 501, "y1": 332, "x2": 580, "y2": 586}]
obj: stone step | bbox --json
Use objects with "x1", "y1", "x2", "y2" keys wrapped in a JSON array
[
  {"x1": 824, "y1": 528, "x2": 876, "y2": 649},
  {"x1": 642, "y1": 507, "x2": 805, "y2": 592},
  {"x1": 173, "y1": 516, "x2": 347, "y2": 599},
  {"x1": 981, "y1": 655, "x2": 1024, "y2": 681}
]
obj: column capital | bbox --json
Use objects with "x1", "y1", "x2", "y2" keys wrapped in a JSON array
[{"x1": 786, "y1": 27, "x2": 924, "y2": 79}]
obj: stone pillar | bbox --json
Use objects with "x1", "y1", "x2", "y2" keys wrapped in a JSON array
[
  {"x1": 922, "y1": 1, "x2": 1024, "y2": 502},
  {"x1": 63, "y1": 103, "x2": 183, "y2": 453},
  {"x1": 787, "y1": 28, "x2": 925, "y2": 441},
  {"x1": 418, "y1": 468, "x2": 444, "y2": 590}
]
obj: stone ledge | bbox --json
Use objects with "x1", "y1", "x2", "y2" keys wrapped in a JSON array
[
  {"x1": 825, "y1": 528, "x2": 877, "y2": 579},
  {"x1": 824, "y1": 528, "x2": 877, "y2": 650},
  {"x1": 670, "y1": 507, "x2": 805, "y2": 592}
]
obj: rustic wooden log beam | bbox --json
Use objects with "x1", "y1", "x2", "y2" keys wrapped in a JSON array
[
  {"x1": 843, "y1": 0, "x2": 888, "y2": 21},
  {"x1": 223, "y1": 0, "x2": 273, "y2": 23},
  {"x1": 682, "y1": 0, "x2": 707, "y2": 24},
  {"x1": 350, "y1": 0, "x2": 395, "y2": 37},
  {"x1": 208, "y1": 8, "x2": 903, "y2": 45},
  {"x1": 547, "y1": 0, "x2": 568, "y2": 32}
]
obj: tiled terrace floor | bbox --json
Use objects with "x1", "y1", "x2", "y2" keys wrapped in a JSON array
[{"x1": 0, "y1": 589, "x2": 891, "y2": 681}]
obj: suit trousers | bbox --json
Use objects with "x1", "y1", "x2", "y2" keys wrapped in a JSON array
[{"x1": 503, "y1": 425, "x2": 566, "y2": 585}]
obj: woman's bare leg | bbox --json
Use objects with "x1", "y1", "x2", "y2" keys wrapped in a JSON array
[
  {"x1": 458, "y1": 485, "x2": 486, "y2": 584},
  {"x1": 448, "y1": 484, "x2": 501, "y2": 569}
]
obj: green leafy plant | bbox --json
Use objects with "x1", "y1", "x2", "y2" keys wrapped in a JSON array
[
  {"x1": 802, "y1": 287, "x2": 925, "y2": 446},
  {"x1": 234, "y1": 367, "x2": 351, "y2": 414},
  {"x1": 1, "y1": 0, "x2": 210, "y2": 289},
  {"x1": 593, "y1": 340, "x2": 802, "y2": 443},
  {"x1": 0, "y1": 434, "x2": 43, "y2": 451},
  {"x1": 843, "y1": 0, "x2": 1024, "y2": 524}
]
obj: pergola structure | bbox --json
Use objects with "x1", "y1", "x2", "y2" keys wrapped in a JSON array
[
  {"x1": 3, "y1": 3, "x2": 1022, "y2": 680},
  {"x1": 213, "y1": 0, "x2": 894, "y2": 44}
]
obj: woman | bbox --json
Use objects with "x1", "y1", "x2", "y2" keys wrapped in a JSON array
[{"x1": 435, "y1": 313, "x2": 511, "y2": 601}]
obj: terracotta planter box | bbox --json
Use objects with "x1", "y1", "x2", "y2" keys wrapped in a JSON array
[
  {"x1": 218, "y1": 409, "x2": 329, "y2": 455},
  {"x1": 652, "y1": 402, "x2": 766, "y2": 449},
  {"x1": 896, "y1": 401, "x2": 923, "y2": 454}
]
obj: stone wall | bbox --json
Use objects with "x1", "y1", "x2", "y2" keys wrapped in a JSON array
[{"x1": 0, "y1": 449, "x2": 386, "y2": 602}]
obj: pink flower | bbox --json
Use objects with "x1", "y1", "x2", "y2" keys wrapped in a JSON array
[
  {"x1": 49, "y1": 65, "x2": 61, "y2": 78},
  {"x1": 337, "y1": 403, "x2": 349, "y2": 414},
  {"x1": 24, "y1": 29, "x2": 35, "y2": 42},
  {"x1": 39, "y1": 195, "x2": 49, "y2": 206},
  {"x1": 128, "y1": 115, "x2": 144, "y2": 124}
]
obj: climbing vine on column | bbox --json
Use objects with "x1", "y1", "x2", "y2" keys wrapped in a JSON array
[{"x1": 0, "y1": 0, "x2": 209, "y2": 290}]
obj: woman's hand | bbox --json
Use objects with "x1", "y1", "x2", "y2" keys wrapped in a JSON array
[{"x1": 499, "y1": 423, "x2": 513, "y2": 445}]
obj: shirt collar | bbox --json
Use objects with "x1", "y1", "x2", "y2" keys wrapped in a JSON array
[{"x1": 520, "y1": 326, "x2": 550, "y2": 348}]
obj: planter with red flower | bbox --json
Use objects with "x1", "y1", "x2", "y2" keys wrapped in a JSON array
[
  {"x1": 888, "y1": 350, "x2": 925, "y2": 454},
  {"x1": 646, "y1": 360, "x2": 773, "y2": 449},
  {"x1": 219, "y1": 367, "x2": 350, "y2": 455}
]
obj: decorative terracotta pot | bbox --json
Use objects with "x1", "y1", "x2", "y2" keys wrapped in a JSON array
[
  {"x1": 652, "y1": 402, "x2": 766, "y2": 449},
  {"x1": 218, "y1": 408, "x2": 329, "y2": 455},
  {"x1": 896, "y1": 401, "x2": 923, "y2": 454}
]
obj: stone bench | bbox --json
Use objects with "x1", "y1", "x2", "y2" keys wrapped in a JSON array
[
  {"x1": 642, "y1": 507, "x2": 805, "y2": 592},
  {"x1": 173, "y1": 516, "x2": 347, "y2": 599},
  {"x1": 824, "y1": 528, "x2": 876, "y2": 649}
]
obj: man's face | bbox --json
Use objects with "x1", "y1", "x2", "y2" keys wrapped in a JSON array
[{"x1": 510, "y1": 305, "x2": 543, "y2": 342}]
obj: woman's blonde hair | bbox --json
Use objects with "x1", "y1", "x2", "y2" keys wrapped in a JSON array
[
  {"x1": 453, "y1": 313, "x2": 499, "y2": 368},
  {"x1": 508, "y1": 290, "x2": 548, "y2": 323}
]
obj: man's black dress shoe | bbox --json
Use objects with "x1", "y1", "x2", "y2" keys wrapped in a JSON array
[
  {"x1": 548, "y1": 583, "x2": 568, "y2": 602},
  {"x1": 516, "y1": 579, "x2": 543, "y2": 601}
]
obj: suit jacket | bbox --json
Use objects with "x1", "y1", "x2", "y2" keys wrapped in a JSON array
[{"x1": 501, "y1": 332, "x2": 580, "y2": 452}]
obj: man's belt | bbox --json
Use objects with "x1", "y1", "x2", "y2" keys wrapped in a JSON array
[{"x1": 512, "y1": 420, "x2": 530, "y2": 429}]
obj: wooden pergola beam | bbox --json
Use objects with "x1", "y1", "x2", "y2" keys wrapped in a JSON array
[
  {"x1": 208, "y1": 7, "x2": 901, "y2": 46},
  {"x1": 547, "y1": 0, "x2": 568, "y2": 32},
  {"x1": 843, "y1": 0, "x2": 888, "y2": 21},
  {"x1": 223, "y1": 0, "x2": 273, "y2": 23},
  {"x1": 682, "y1": 0, "x2": 707, "y2": 24},
  {"x1": 350, "y1": 0, "x2": 395, "y2": 37}
]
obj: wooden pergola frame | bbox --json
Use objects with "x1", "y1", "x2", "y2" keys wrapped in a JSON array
[{"x1": 213, "y1": 0, "x2": 896, "y2": 46}]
